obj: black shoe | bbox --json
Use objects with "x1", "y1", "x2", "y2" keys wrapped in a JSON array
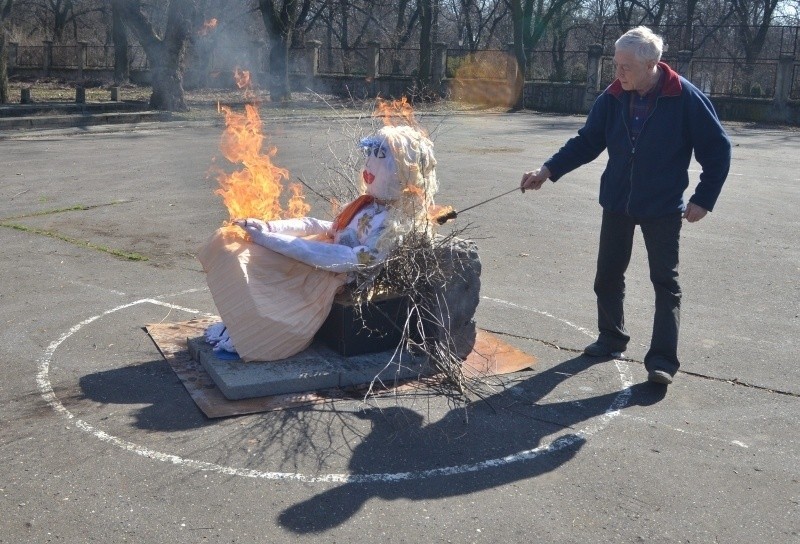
[
  {"x1": 647, "y1": 369, "x2": 673, "y2": 385},
  {"x1": 583, "y1": 341, "x2": 625, "y2": 358}
]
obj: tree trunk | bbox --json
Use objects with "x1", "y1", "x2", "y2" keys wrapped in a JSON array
[
  {"x1": 112, "y1": 0, "x2": 195, "y2": 112},
  {"x1": 417, "y1": 0, "x2": 433, "y2": 88},
  {"x1": 112, "y1": 4, "x2": 129, "y2": 85},
  {"x1": 259, "y1": 1, "x2": 295, "y2": 101},
  {"x1": 511, "y1": 0, "x2": 526, "y2": 109},
  {"x1": 149, "y1": 55, "x2": 189, "y2": 111},
  {"x1": 0, "y1": 28, "x2": 8, "y2": 104},
  {"x1": 268, "y1": 35, "x2": 291, "y2": 101}
]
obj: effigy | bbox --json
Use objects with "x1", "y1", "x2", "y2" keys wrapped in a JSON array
[{"x1": 198, "y1": 118, "x2": 440, "y2": 362}]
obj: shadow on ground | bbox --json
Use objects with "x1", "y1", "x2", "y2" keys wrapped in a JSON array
[{"x1": 278, "y1": 355, "x2": 667, "y2": 534}]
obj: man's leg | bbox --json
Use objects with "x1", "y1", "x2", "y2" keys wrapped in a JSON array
[
  {"x1": 592, "y1": 210, "x2": 635, "y2": 352},
  {"x1": 640, "y1": 212, "x2": 682, "y2": 376}
]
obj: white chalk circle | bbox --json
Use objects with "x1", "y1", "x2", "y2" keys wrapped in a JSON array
[{"x1": 36, "y1": 294, "x2": 633, "y2": 483}]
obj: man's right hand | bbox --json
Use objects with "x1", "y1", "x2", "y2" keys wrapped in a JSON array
[{"x1": 520, "y1": 166, "x2": 551, "y2": 193}]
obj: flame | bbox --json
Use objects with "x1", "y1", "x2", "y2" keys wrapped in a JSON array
[
  {"x1": 198, "y1": 18, "x2": 218, "y2": 36},
  {"x1": 287, "y1": 183, "x2": 311, "y2": 217},
  {"x1": 428, "y1": 204, "x2": 454, "y2": 222},
  {"x1": 213, "y1": 102, "x2": 309, "y2": 224},
  {"x1": 373, "y1": 96, "x2": 419, "y2": 129}
]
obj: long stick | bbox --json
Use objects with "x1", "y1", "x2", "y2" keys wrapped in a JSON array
[{"x1": 435, "y1": 186, "x2": 519, "y2": 224}]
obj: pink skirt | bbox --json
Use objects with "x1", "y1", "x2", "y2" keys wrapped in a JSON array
[{"x1": 197, "y1": 229, "x2": 347, "y2": 361}]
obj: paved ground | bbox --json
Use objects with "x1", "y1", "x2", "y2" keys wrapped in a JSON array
[{"x1": 0, "y1": 111, "x2": 797, "y2": 543}]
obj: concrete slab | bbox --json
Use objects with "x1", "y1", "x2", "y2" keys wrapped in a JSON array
[{"x1": 188, "y1": 335, "x2": 432, "y2": 400}]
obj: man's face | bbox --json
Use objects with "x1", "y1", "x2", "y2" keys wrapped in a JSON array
[{"x1": 614, "y1": 49, "x2": 656, "y2": 93}]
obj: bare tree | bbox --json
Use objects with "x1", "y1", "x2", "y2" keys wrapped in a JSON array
[
  {"x1": 612, "y1": 0, "x2": 670, "y2": 30},
  {"x1": 257, "y1": 0, "x2": 313, "y2": 101},
  {"x1": 112, "y1": 0, "x2": 197, "y2": 111},
  {"x1": 418, "y1": 0, "x2": 434, "y2": 86},
  {"x1": 730, "y1": 0, "x2": 782, "y2": 92},
  {"x1": 443, "y1": 0, "x2": 508, "y2": 50},
  {"x1": 507, "y1": 0, "x2": 577, "y2": 107},
  {"x1": 111, "y1": 0, "x2": 128, "y2": 84},
  {"x1": 16, "y1": 0, "x2": 106, "y2": 42},
  {"x1": 0, "y1": 0, "x2": 12, "y2": 104}
]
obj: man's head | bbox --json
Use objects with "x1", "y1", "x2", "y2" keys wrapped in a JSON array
[{"x1": 614, "y1": 26, "x2": 663, "y2": 93}]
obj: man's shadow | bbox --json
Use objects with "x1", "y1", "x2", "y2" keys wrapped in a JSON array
[{"x1": 279, "y1": 354, "x2": 666, "y2": 534}]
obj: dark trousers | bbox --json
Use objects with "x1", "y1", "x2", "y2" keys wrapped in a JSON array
[{"x1": 594, "y1": 209, "x2": 682, "y2": 373}]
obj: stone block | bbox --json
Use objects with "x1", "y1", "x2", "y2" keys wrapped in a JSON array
[{"x1": 188, "y1": 336, "x2": 431, "y2": 400}]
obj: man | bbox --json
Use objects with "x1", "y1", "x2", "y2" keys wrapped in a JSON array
[{"x1": 520, "y1": 26, "x2": 731, "y2": 385}]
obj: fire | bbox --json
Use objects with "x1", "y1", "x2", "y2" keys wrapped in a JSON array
[
  {"x1": 198, "y1": 18, "x2": 218, "y2": 36},
  {"x1": 373, "y1": 96, "x2": 419, "y2": 130},
  {"x1": 214, "y1": 102, "x2": 310, "y2": 224},
  {"x1": 428, "y1": 204, "x2": 454, "y2": 223}
]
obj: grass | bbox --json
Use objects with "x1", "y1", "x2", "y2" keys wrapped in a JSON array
[{"x1": 0, "y1": 200, "x2": 148, "y2": 262}]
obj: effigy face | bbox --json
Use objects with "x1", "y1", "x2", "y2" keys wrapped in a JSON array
[{"x1": 361, "y1": 136, "x2": 402, "y2": 202}]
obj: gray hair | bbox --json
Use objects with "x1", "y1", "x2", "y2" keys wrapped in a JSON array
[{"x1": 615, "y1": 26, "x2": 663, "y2": 63}]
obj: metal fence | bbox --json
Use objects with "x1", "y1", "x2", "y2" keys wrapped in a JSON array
[
  {"x1": 315, "y1": 47, "x2": 370, "y2": 76},
  {"x1": 6, "y1": 33, "x2": 799, "y2": 99},
  {"x1": 11, "y1": 44, "x2": 149, "y2": 70}
]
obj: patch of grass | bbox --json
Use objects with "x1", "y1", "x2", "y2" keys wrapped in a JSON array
[
  {"x1": 0, "y1": 221, "x2": 148, "y2": 261},
  {"x1": 1, "y1": 200, "x2": 132, "y2": 222},
  {"x1": 0, "y1": 199, "x2": 145, "y2": 261}
]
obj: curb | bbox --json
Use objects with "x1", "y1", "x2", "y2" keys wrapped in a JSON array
[{"x1": 0, "y1": 110, "x2": 173, "y2": 131}]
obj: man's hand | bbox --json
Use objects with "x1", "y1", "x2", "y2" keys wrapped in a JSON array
[
  {"x1": 683, "y1": 202, "x2": 708, "y2": 223},
  {"x1": 520, "y1": 166, "x2": 551, "y2": 193}
]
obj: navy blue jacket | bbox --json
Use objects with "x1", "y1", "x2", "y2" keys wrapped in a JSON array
[{"x1": 544, "y1": 62, "x2": 731, "y2": 218}]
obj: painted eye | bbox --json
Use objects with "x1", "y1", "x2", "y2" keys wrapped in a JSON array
[{"x1": 362, "y1": 146, "x2": 387, "y2": 158}]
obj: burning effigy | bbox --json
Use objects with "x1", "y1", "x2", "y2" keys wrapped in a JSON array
[{"x1": 197, "y1": 95, "x2": 440, "y2": 363}]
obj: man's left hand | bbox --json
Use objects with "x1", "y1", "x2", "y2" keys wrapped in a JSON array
[{"x1": 683, "y1": 202, "x2": 708, "y2": 222}]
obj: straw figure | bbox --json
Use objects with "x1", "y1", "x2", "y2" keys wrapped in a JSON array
[{"x1": 198, "y1": 125, "x2": 438, "y2": 361}]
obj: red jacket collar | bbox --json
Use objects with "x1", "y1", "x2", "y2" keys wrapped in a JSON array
[{"x1": 607, "y1": 61, "x2": 682, "y2": 98}]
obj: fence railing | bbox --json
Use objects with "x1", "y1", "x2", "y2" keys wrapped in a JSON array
[
  {"x1": 9, "y1": 44, "x2": 149, "y2": 71},
  {"x1": 5, "y1": 40, "x2": 799, "y2": 100}
]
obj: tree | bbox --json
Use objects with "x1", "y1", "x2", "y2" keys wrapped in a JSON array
[
  {"x1": 417, "y1": 0, "x2": 434, "y2": 86},
  {"x1": 441, "y1": 0, "x2": 508, "y2": 50},
  {"x1": 730, "y1": 0, "x2": 782, "y2": 93},
  {"x1": 112, "y1": 0, "x2": 197, "y2": 111},
  {"x1": 257, "y1": 0, "x2": 313, "y2": 101},
  {"x1": 111, "y1": 0, "x2": 129, "y2": 84},
  {"x1": 16, "y1": 0, "x2": 106, "y2": 42},
  {"x1": 0, "y1": 0, "x2": 12, "y2": 104},
  {"x1": 507, "y1": 0, "x2": 577, "y2": 107}
]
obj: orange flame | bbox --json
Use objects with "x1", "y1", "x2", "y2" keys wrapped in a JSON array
[
  {"x1": 198, "y1": 18, "x2": 218, "y2": 36},
  {"x1": 428, "y1": 204, "x2": 454, "y2": 222},
  {"x1": 373, "y1": 96, "x2": 419, "y2": 130},
  {"x1": 213, "y1": 103, "x2": 309, "y2": 224}
]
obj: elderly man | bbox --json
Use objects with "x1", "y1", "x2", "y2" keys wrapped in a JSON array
[{"x1": 520, "y1": 26, "x2": 731, "y2": 385}]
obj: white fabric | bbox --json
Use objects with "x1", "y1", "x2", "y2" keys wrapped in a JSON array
[{"x1": 236, "y1": 202, "x2": 390, "y2": 272}]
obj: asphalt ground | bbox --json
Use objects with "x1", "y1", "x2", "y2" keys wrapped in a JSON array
[{"x1": 0, "y1": 111, "x2": 798, "y2": 543}]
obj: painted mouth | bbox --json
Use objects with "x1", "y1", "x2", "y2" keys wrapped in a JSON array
[{"x1": 363, "y1": 171, "x2": 375, "y2": 184}]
